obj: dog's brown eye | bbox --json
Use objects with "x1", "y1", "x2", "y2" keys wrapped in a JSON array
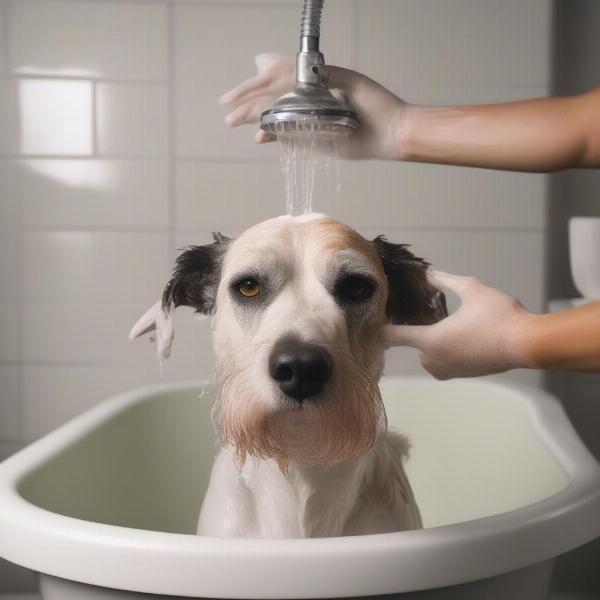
[
  {"x1": 239, "y1": 279, "x2": 261, "y2": 298},
  {"x1": 337, "y1": 275, "x2": 375, "y2": 302}
]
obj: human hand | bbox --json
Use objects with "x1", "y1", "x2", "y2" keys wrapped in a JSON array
[
  {"x1": 220, "y1": 53, "x2": 409, "y2": 160},
  {"x1": 382, "y1": 271, "x2": 535, "y2": 380}
]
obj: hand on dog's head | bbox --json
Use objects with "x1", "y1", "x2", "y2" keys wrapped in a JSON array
[{"x1": 130, "y1": 215, "x2": 446, "y2": 467}]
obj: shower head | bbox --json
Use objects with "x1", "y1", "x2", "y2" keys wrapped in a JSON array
[
  {"x1": 260, "y1": 0, "x2": 358, "y2": 137},
  {"x1": 260, "y1": 84, "x2": 358, "y2": 136}
]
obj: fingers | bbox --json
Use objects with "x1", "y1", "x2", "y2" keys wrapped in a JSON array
[
  {"x1": 221, "y1": 55, "x2": 293, "y2": 108},
  {"x1": 254, "y1": 52, "x2": 284, "y2": 73},
  {"x1": 220, "y1": 74, "x2": 270, "y2": 107},
  {"x1": 421, "y1": 360, "x2": 452, "y2": 381},
  {"x1": 381, "y1": 323, "x2": 428, "y2": 349},
  {"x1": 255, "y1": 130, "x2": 276, "y2": 144},
  {"x1": 329, "y1": 87, "x2": 348, "y2": 104},
  {"x1": 225, "y1": 96, "x2": 272, "y2": 127}
]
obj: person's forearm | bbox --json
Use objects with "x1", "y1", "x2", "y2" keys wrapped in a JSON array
[
  {"x1": 398, "y1": 87, "x2": 600, "y2": 172},
  {"x1": 520, "y1": 302, "x2": 600, "y2": 372}
]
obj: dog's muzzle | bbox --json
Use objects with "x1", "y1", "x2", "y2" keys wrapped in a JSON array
[{"x1": 269, "y1": 336, "x2": 332, "y2": 402}]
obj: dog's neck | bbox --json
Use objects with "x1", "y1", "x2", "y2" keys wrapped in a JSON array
[
  {"x1": 233, "y1": 429, "x2": 386, "y2": 538},
  {"x1": 200, "y1": 423, "x2": 419, "y2": 538}
]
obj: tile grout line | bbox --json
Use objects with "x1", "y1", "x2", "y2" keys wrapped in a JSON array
[
  {"x1": 15, "y1": 153, "x2": 24, "y2": 443},
  {"x1": 91, "y1": 81, "x2": 99, "y2": 156},
  {"x1": 174, "y1": 0, "x2": 300, "y2": 7},
  {"x1": 350, "y1": 0, "x2": 359, "y2": 71},
  {"x1": 0, "y1": 153, "x2": 170, "y2": 161},
  {"x1": 61, "y1": 0, "x2": 166, "y2": 5},
  {"x1": 0, "y1": 153, "x2": 278, "y2": 162},
  {"x1": 0, "y1": 73, "x2": 168, "y2": 85},
  {"x1": 19, "y1": 225, "x2": 171, "y2": 232},
  {"x1": 13, "y1": 225, "x2": 548, "y2": 234}
]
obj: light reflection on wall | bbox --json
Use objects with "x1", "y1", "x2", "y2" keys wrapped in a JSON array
[
  {"x1": 19, "y1": 79, "x2": 93, "y2": 156},
  {"x1": 24, "y1": 160, "x2": 111, "y2": 189},
  {"x1": 13, "y1": 66, "x2": 100, "y2": 79}
]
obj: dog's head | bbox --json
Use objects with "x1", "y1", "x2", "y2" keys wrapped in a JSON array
[{"x1": 131, "y1": 214, "x2": 446, "y2": 467}]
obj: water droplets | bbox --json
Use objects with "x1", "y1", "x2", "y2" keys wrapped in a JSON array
[{"x1": 274, "y1": 120, "x2": 347, "y2": 216}]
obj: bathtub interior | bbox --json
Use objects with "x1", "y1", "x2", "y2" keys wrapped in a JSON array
[{"x1": 18, "y1": 379, "x2": 569, "y2": 534}]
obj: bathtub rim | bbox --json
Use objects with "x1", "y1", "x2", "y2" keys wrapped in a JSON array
[{"x1": 0, "y1": 376, "x2": 598, "y2": 598}]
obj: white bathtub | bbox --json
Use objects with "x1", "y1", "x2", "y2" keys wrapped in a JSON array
[{"x1": 0, "y1": 378, "x2": 599, "y2": 599}]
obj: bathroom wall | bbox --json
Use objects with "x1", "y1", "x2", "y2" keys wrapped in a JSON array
[
  {"x1": 547, "y1": 0, "x2": 600, "y2": 594},
  {"x1": 0, "y1": 0, "x2": 557, "y2": 593}
]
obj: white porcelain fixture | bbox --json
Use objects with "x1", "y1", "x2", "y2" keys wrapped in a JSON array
[
  {"x1": 0, "y1": 378, "x2": 599, "y2": 599},
  {"x1": 569, "y1": 216, "x2": 600, "y2": 299}
]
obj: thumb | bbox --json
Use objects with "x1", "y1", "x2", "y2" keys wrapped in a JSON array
[
  {"x1": 382, "y1": 323, "x2": 428, "y2": 349},
  {"x1": 255, "y1": 129, "x2": 276, "y2": 144},
  {"x1": 428, "y1": 270, "x2": 483, "y2": 303},
  {"x1": 324, "y1": 65, "x2": 357, "y2": 90},
  {"x1": 329, "y1": 87, "x2": 349, "y2": 105}
]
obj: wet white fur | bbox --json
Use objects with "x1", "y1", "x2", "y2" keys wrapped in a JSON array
[{"x1": 198, "y1": 434, "x2": 421, "y2": 538}]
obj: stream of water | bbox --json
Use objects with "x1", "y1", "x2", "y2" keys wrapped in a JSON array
[{"x1": 274, "y1": 120, "x2": 346, "y2": 216}]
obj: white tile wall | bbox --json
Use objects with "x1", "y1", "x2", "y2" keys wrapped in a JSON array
[
  {"x1": 21, "y1": 364, "x2": 159, "y2": 441},
  {"x1": 0, "y1": 228, "x2": 18, "y2": 301},
  {"x1": 0, "y1": 160, "x2": 18, "y2": 228},
  {"x1": 176, "y1": 162, "x2": 290, "y2": 229},
  {"x1": 0, "y1": 366, "x2": 19, "y2": 440},
  {"x1": 320, "y1": 162, "x2": 548, "y2": 230},
  {"x1": 22, "y1": 231, "x2": 169, "y2": 301},
  {"x1": 357, "y1": 0, "x2": 551, "y2": 90},
  {"x1": 21, "y1": 301, "x2": 160, "y2": 365},
  {"x1": 0, "y1": 0, "x2": 556, "y2": 532},
  {"x1": 8, "y1": 0, "x2": 168, "y2": 80},
  {"x1": 0, "y1": 2, "x2": 4, "y2": 73},
  {"x1": 399, "y1": 81, "x2": 551, "y2": 107},
  {"x1": 20, "y1": 159, "x2": 169, "y2": 228},
  {"x1": 178, "y1": 160, "x2": 548, "y2": 231},
  {"x1": 0, "y1": 79, "x2": 19, "y2": 155},
  {"x1": 96, "y1": 83, "x2": 168, "y2": 157},
  {"x1": 0, "y1": 303, "x2": 18, "y2": 363}
]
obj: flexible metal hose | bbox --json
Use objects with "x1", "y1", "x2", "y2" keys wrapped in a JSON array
[
  {"x1": 260, "y1": 0, "x2": 358, "y2": 133},
  {"x1": 300, "y1": 0, "x2": 324, "y2": 52}
]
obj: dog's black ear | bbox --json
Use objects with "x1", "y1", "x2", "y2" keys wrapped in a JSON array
[
  {"x1": 372, "y1": 236, "x2": 447, "y2": 325},
  {"x1": 162, "y1": 232, "x2": 232, "y2": 315}
]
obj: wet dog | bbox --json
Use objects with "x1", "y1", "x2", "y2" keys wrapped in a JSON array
[{"x1": 130, "y1": 214, "x2": 446, "y2": 537}]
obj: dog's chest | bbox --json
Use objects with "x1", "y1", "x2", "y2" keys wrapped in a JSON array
[
  {"x1": 197, "y1": 438, "x2": 420, "y2": 538},
  {"x1": 239, "y1": 457, "x2": 369, "y2": 538}
]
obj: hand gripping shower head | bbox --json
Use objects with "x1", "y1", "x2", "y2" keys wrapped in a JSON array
[{"x1": 260, "y1": 0, "x2": 359, "y2": 138}]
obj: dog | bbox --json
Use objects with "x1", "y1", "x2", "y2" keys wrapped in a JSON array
[{"x1": 130, "y1": 214, "x2": 446, "y2": 538}]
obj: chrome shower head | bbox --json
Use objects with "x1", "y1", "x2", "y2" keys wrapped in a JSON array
[
  {"x1": 261, "y1": 84, "x2": 358, "y2": 136},
  {"x1": 260, "y1": 0, "x2": 358, "y2": 137}
]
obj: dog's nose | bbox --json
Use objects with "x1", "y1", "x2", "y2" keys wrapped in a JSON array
[{"x1": 269, "y1": 338, "x2": 332, "y2": 401}]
